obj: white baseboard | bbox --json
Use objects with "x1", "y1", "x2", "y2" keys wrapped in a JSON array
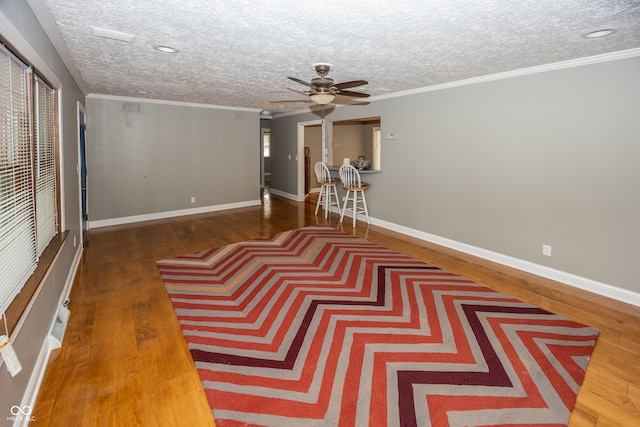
[
  {"x1": 15, "y1": 335, "x2": 60, "y2": 427},
  {"x1": 61, "y1": 243, "x2": 83, "y2": 304},
  {"x1": 84, "y1": 199, "x2": 640, "y2": 307},
  {"x1": 371, "y1": 217, "x2": 640, "y2": 308},
  {"x1": 268, "y1": 188, "x2": 301, "y2": 201},
  {"x1": 89, "y1": 199, "x2": 262, "y2": 229}
]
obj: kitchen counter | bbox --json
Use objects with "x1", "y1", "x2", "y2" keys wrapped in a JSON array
[{"x1": 327, "y1": 166, "x2": 382, "y2": 174}]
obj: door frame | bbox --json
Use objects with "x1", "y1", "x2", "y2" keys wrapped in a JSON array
[
  {"x1": 372, "y1": 126, "x2": 381, "y2": 170},
  {"x1": 77, "y1": 101, "x2": 88, "y2": 245},
  {"x1": 296, "y1": 119, "x2": 323, "y2": 201}
]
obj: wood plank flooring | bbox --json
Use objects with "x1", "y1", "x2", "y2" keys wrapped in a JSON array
[{"x1": 32, "y1": 191, "x2": 640, "y2": 426}]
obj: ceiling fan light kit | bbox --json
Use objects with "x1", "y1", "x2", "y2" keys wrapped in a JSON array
[{"x1": 309, "y1": 93, "x2": 336, "y2": 105}]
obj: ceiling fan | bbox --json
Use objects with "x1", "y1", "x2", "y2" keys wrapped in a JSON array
[{"x1": 284, "y1": 63, "x2": 370, "y2": 105}]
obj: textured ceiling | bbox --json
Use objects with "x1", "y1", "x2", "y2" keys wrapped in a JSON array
[{"x1": 29, "y1": 0, "x2": 640, "y2": 114}]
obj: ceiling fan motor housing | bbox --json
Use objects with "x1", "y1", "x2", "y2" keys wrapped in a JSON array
[{"x1": 311, "y1": 77, "x2": 334, "y2": 89}]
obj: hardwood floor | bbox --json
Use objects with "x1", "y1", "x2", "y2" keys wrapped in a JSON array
[{"x1": 32, "y1": 191, "x2": 640, "y2": 426}]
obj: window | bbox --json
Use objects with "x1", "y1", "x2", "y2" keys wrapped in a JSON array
[
  {"x1": 0, "y1": 42, "x2": 59, "y2": 315},
  {"x1": 34, "y1": 76, "x2": 58, "y2": 255},
  {"x1": 263, "y1": 131, "x2": 270, "y2": 158}
]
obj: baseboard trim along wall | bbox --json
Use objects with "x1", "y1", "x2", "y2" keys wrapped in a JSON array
[
  {"x1": 16, "y1": 335, "x2": 62, "y2": 427},
  {"x1": 372, "y1": 217, "x2": 640, "y2": 308},
  {"x1": 268, "y1": 188, "x2": 302, "y2": 202},
  {"x1": 263, "y1": 194, "x2": 639, "y2": 306},
  {"x1": 91, "y1": 196, "x2": 639, "y2": 307},
  {"x1": 89, "y1": 200, "x2": 262, "y2": 229}
]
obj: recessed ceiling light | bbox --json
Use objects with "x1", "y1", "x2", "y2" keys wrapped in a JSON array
[
  {"x1": 583, "y1": 29, "x2": 616, "y2": 38},
  {"x1": 153, "y1": 45, "x2": 179, "y2": 53}
]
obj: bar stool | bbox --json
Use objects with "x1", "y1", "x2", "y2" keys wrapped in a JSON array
[
  {"x1": 314, "y1": 162, "x2": 341, "y2": 218},
  {"x1": 339, "y1": 164, "x2": 370, "y2": 226}
]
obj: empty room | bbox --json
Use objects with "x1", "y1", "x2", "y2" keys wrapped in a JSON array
[{"x1": 1, "y1": 1, "x2": 639, "y2": 426}]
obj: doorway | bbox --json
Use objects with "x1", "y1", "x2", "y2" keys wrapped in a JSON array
[
  {"x1": 297, "y1": 119, "x2": 323, "y2": 201},
  {"x1": 261, "y1": 128, "x2": 270, "y2": 188}
]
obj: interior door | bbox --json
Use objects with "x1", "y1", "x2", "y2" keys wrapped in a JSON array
[{"x1": 79, "y1": 122, "x2": 88, "y2": 243}]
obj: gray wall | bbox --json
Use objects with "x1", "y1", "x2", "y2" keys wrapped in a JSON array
[
  {"x1": 270, "y1": 114, "x2": 309, "y2": 195},
  {"x1": 271, "y1": 56, "x2": 640, "y2": 294},
  {"x1": 87, "y1": 97, "x2": 261, "y2": 221},
  {"x1": 1, "y1": 1, "x2": 84, "y2": 416}
]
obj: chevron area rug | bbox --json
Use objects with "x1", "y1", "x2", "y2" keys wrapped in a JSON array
[{"x1": 156, "y1": 226, "x2": 598, "y2": 427}]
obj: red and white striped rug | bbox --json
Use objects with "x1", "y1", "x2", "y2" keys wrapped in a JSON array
[{"x1": 157, "y1": 226, "x2": 598, "y2": 427}]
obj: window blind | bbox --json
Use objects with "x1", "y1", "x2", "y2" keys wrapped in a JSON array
[
  {"x1": 34, "y1": 76, "x2": 57, "y2": 255},
  {"x1": 0, "y1": 46, "x2": 37, "y2": 314}
]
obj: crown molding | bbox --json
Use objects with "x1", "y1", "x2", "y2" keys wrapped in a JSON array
[
  {"x1": 26, "y1": 0, "x2": 88, "y2": 95},
  {"x1": 369, "y1": 48, "x2": 640, "y2": 103},
  {"x1": 87, "y1": 93, "x2": 262, "y2": 113},
  {"x1": 274, "y1": 48, "x2": 640, "y2": 118}
]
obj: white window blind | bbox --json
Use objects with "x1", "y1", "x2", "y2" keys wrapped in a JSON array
[
  {"x1": 0, "y1": 45, "x2": 37, "y2": 314},
  {"x1": 34, "y1": 76, "x2": 57, "y2": 255}
]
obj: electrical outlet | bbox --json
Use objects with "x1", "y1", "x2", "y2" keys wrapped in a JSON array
[
  {"x1": 542, "y1": 244, "x2": 552, "y2": 256},
  {"x1": 190, "y1": 196, "x2": 196, "y2": 204}
]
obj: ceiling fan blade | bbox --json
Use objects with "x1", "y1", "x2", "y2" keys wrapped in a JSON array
[
  {"x1": 287, "y1": 87, "x2": 311, "y2": 96},
  {"x1": 332, "y1": 95, "x2": 370, "y2": 105},
  {"x1": 270, "y1": 99, "x2": 313, "y2": 103},
  {"x1": 333, "y1": 80, "x2": 368, "y2": 90},
  {"x1": 287, "y1": 77, "x2": 314, "y2": 87},
  {"x1": 337, "y1": 89, "x2": 370, "y2": 98}
]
